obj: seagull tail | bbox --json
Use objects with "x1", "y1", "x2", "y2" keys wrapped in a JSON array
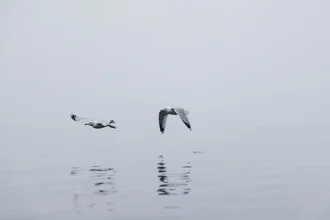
[{"x1": 108, "y1": 120, "x2": 116, "y2": 129}]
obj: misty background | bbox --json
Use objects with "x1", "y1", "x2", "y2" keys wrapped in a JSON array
[{"x1": 1, "y1": 1, "x2": 330, "y2": 219}]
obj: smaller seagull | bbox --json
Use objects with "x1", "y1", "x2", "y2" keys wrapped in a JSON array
[
  {"x1": 70, "y1": 114, "x2": 116, "y2": 129},
  {"x1": 158, "y1": 107, "x2": 191, "y2": 134}
]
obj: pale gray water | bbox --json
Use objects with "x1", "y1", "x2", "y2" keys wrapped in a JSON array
[{"x1": 2, "y1": 126, "x2": 330, "y2": 220}]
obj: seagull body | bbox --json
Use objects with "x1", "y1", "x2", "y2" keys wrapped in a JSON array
[
  {"x1": 84, "y1": 121, "x2": 116, "y2": 129},
  {"x1": 158, "y1": 107, "x2": 191, "y2": 133},
  {"x1": 70, "y1": 114, "x2": 116, "y2": 129}
]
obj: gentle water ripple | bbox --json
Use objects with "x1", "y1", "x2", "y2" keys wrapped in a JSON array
[
  {"x1": 157, "y1": 155, "x2": 192, "y2": 196},
  {"x1": 70, "y1": 165, "x2": 117, "y2": 214}
]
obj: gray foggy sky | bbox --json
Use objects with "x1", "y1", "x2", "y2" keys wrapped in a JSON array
[{"x1": 1, "y1": 0, "x2": 330, "y2": 149}]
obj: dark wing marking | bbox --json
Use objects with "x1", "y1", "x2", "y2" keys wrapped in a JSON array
[
  {"x1": 70, "y1": 114, "x2": 77, "y2": 121},
  {"x1": 158, "y1": 110, "x2": 169, "y2": 134},
  {"x1": 173, "y1": 108, "x2": 191, "y2": 130}
]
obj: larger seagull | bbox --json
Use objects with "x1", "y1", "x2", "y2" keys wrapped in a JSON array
[
  {"x1": 70, "y1": 114, "x2": 116, "y2": 129},
  {"x1": 158, "y1": 107, "x2": 191, "y2": 133}
]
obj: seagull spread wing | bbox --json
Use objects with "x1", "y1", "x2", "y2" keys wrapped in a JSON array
[
  {"x1": 70, "y1": 114, "x2": 110, "y2": 125},
  {"x1": 158, "y1": 110, "x2": 169, "y2": 133},
  {"x1": 173, "y1": 108, "x2": 191, "y2": 130},
  {"x1": 70, "y1": 114, "x2": 92, "y2": 124}
]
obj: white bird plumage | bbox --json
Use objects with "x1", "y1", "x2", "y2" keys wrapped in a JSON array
[{"x1": 158, "y1": 107, "x2": 191, "y2": 133}]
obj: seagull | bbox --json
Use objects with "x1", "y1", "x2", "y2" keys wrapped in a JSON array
[
  {"x1": 70, "y1": 114, "x2": 116, "y2": 129},
  {"x1": 158, "y1": 107, "x2": 191, "y2": 133}
]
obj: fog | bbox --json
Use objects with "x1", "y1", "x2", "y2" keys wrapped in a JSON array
[{"x1": 1, "y1": 1, "x2": 330, "y2": 219}]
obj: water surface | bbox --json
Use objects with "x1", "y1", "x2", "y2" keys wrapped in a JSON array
[{"x1": 2, "y1": 127, "x2": 330, "y2": 220}]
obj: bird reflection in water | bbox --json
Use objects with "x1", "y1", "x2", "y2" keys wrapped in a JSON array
[
  {"x1": 157, "y1": 155, "x2": 191, "y2": 196},
  {"x1": 70, "y1": 165, "x2": 117, "y2": 214}
]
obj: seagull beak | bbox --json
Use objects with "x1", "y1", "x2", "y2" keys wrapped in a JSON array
[{"x1": 84, "y1": 123, "x2": 88, "y2": 126}]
